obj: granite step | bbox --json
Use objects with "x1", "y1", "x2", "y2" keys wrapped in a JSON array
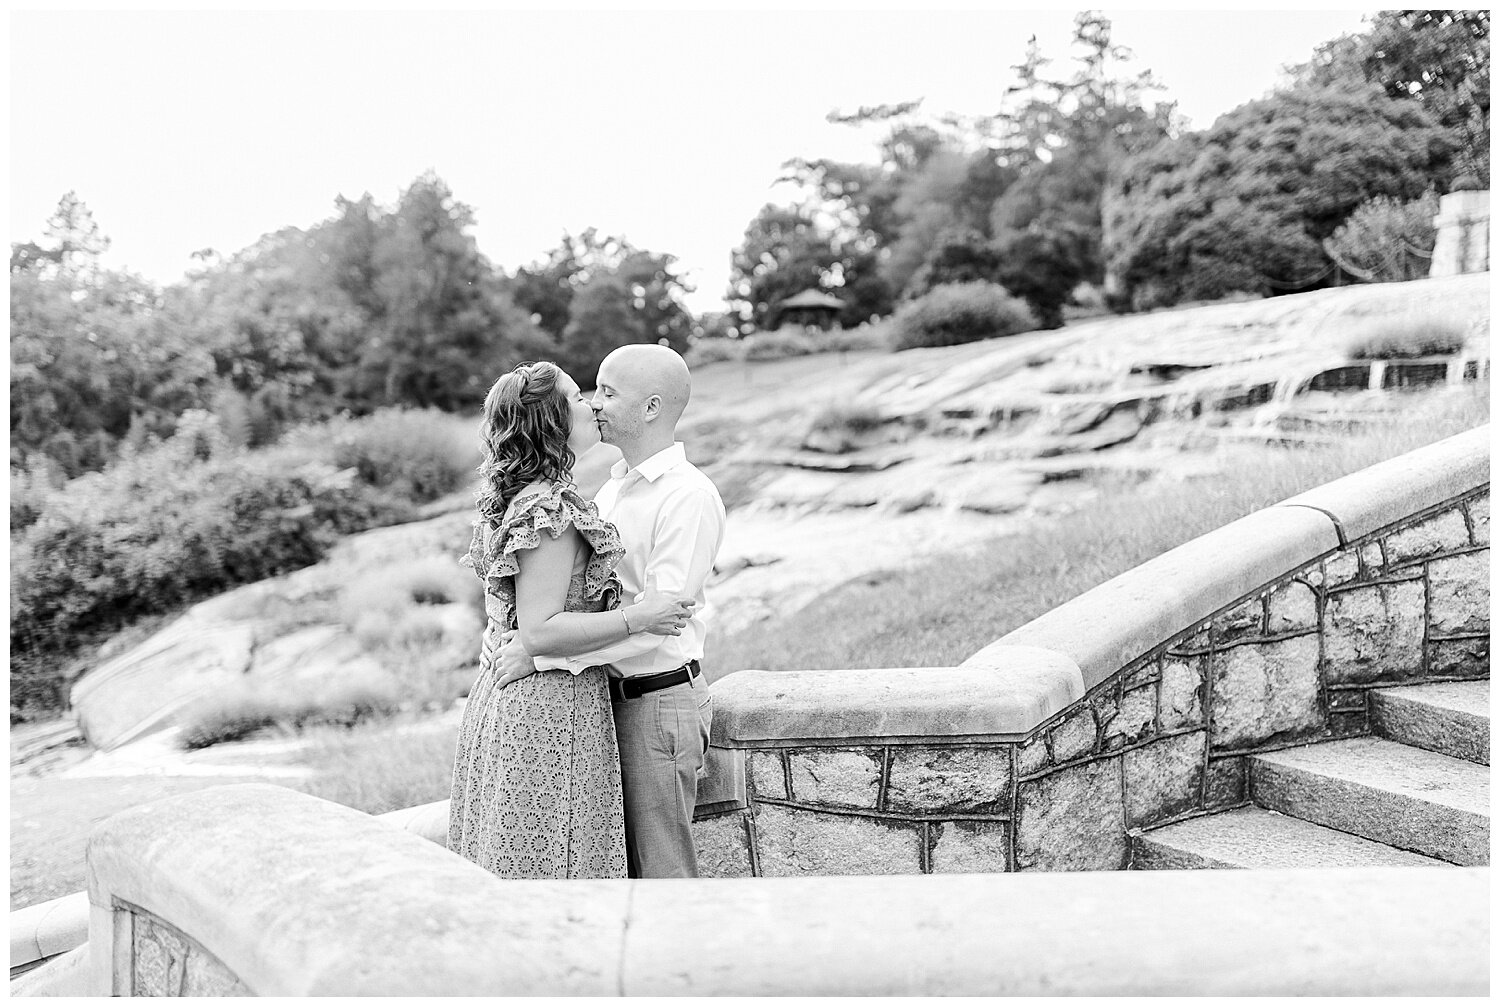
[
  {"x1": 1250, "y1": 737, "x2": 1489, "y2": 866},
  {"x1": 1132, "y1": 806, "x2": 1453, "y2": 870},
  {"x1": 1370, "y1": 680, "x2": 1489, "y2": 765}
]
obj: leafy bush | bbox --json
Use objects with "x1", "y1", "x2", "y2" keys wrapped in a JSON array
[
  {"x1": 1347, "y1": 317, "x2": 1469, "y2": 359},
  {"x1": 10, "y1": 432, "x2": 412, "y2": 716},
  {"x1": 321, "y1": 408, "x2": 478, "y2": 504},
  {"x1": 743, "y1": 329, "x2": 818, "y2": 361},
  {"x1": 684, "y1": 338, "x2": 745, "y2": 367},
  {"x1": 889, "y1": 282, "x2": 1037, "y2": 350},
  {"x1": 1323, "y1": 191, "x2": 1439, "y2": 283}
]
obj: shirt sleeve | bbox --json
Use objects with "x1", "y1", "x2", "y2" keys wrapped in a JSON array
[{"x1": 536, "y1": 483, "x2": 724, "y2": 670}]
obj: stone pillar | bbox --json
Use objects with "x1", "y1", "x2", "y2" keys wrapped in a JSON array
[{"x1": 1429, "y1": 190, "x2": 1490, "y2": 277}]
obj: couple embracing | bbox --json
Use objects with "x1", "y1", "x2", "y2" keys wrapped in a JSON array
[{"x1": 448, "y1": 344, "x2": 727, "y2": 880}]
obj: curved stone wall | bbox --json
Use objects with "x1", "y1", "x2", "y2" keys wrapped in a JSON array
[{"x1": 700, "y1": 425, "x2": 1489, "y2": 874}]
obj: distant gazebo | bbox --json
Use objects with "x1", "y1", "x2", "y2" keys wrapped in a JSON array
[{"x1": 776, "y1": 288, "x2": 846, "y2": 331}]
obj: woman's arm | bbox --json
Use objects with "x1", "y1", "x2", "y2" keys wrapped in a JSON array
[{"x1": 512, "y1": 526, "x2": 691, "y2": 657}]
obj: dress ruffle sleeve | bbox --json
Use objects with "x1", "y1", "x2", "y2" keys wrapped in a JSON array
[{"x1": 461, "y1": 482, "x2": 625, "y2": 630}]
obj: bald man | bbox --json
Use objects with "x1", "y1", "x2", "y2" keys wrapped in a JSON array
[{"x1": 500, "y1": 344, "x2": 727, "y2": 878}]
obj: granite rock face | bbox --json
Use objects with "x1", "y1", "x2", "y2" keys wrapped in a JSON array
[
  {"x1": 885, "y1": 747, "x2": 1010, "y2": 814},
  {"x1": 753, "y1": 805, "x2": 920, "y2": 876},
  {"x1": 693, "y1": 813, "x2": 754, "y2": 878},
  {"x1": 1323, "y1": 580, "x2": 1426, "y2": 684},
  {"x1": 1209, "y1": 636, "x2": 1322, "y2": 749},
  {"x1": 930, "y1": 820, "x2": 1009, "y2": 873},
  {"x1": 1015, "y1": 757, "x2": 1126, "y2": 871},
  {"x1": 1124, "y1": 731, "x2": 1206, "y2": 828},
  {"x1": 1427, "y1": 552, "x2": 1489, "y2": 636},
  {"x1": 787, "y1": 749, "x2": 882, "y2": 809}
]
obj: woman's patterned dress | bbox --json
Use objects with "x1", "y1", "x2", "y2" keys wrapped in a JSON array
[{"x1": 448, "y1": 482, "x2": 628, "y2": 879}]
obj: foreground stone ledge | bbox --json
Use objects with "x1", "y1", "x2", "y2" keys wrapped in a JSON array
[
  {"x1": 87, "y1": 785, "x2": 632, "y2": 995},
  {"x1": 712, "y1": 648, "x2": 1084, "y2": 746},
  {"x1": 77, "y1": 785, "x2": 1491, "y2": 995},
  {"x1": 1278, "y1": 425, "x2": 1490, "y2": 543},
  {"x1": 988, "y1": 507, "x2": 1340, "y2": 691}
]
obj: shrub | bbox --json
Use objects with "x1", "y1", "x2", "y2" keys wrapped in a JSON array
[
  {"x1": 684, "y1": 338, "x2": 745, "y2": 367},
  {"x1": 324, "y1": 408, "x2": 478, "y2": 503},
  {"x1": 1347, "y1": 317, "x2": 1469, "y2": 359},
  {"x1": 1324, "y1": 191, "x2": 1439, "y2": 283},
  {"x1": 743, "y1": 330, "x2": 817, "y2": 361},
  {"x1": 889, "y1": 282, "x2": 1037, "y2": 350},
  {"x1": 820, "y1": 327, "x2": 891, "y2": 353},
  {"x1": 10, "y1": 433, "x2": 412, "y2": 718}
]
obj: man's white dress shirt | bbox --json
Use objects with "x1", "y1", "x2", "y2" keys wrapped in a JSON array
[{"x1": 533, "y1": 442, "x2": 726, "y2": 678}]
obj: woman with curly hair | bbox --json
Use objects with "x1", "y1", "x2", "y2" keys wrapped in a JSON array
[{"x1": 448, "y1": 360, "x2": 694, "y2": 879}]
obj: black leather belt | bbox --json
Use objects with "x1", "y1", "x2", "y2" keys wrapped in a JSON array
[{"x1": 609, "y1": 660, "x2": 702, "y2": 703}]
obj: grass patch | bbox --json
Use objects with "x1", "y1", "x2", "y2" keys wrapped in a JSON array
[
  {"x1": 708, "y1": 386, "x2": 1488, "y2": 673},
  {"x1": 178, "y1": 676, "x2": 404, "y2": 750},
  {"x1": 300, "y1": 717, "x2": 459, "y2": 815},
  {"x1": 1346, "y1": 316, "x2": 1469, "y2": 360}
]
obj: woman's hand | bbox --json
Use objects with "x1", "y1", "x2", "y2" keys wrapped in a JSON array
[
  {"x1": 494, "y1": 630, "x2": 538, "y2": 688},
  {"x1": 624, "y1": 572, "x2": 696, "y2": 636}
]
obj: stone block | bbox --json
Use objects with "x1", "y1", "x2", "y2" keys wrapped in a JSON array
[
  {"x1": 693, "y1": 813, "x2": 754, "y2": 878},
  {"x1": 1014, "y1": 757, "x2": 1127, "y2": 872},
  {"x1": 788, "y1": 749, "x2": 882, "y2": 809},
  {"x1": 181, "y1": 940, "x2": 249, "y2": 996},
  {"x1": 1323, "y1": 551, "x2": 1361, "y2": 587},
  {"x1": 1267, "y1": 581, "x2": 1318, "y2": 634},
  {"x1": 1214, "y1": 597, "x2": 1264, "y2": 643},
  {"x1": 885, "y1": 747, "x2": 1011, "y2": 814},
  {"x1": 1106, "y1": 684, "x2": 1157, "y2": 750},
  {"x1": 1204, "y1": 756, "x2": 1245, "y2": 809},
  {"x1": 1323, "y1": 580, "x2": 1426, "y2": 684},
  {"x1": 1468, "y1": 495, "x2": 1489, "y2": 545},
  {"x1": 1159, "y1": 656, "x2": 1205, "y2": 731},
  {"x1": 1124, "y1": 731, "x2": 1206, "y2": 828},
  {"x1": 1016, "y1": 736, "x2": 1049, "y2": 777},
  {"x1": 748, "y1": 751, "x2": 787, "y2": 801},
  {"x1": 1384, "y1": 510, "x2": 1469, "y2": 567},
  {"x1": 1210, "y1": 636, "x2": 1322, "y2": 750},
  {"x1": 752, "y1": 805, "x2": 920, "y2": 876},
  {"x1": 1050, "y1": 706, "x2": 1097, "y2": 763},
  {"x1": 1428, "y1": 638, "x2": 1489, "y2": 679},
  {"x1": 1359, "y1": 542, "x2": 1385, "y2": 576},
  {"x1": 1428, "y1": 551, "x2": 1489, "y2": 636},
  {"x1": 930, "y1": 820, "x2": 1009, "y2": 874}
]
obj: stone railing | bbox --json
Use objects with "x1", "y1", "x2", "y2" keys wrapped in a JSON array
[
  {"x1": 695, "y1": 425, "x2": 1489, "y2": 874},
  {"x1": 1430, "y1": 189, "x2": 1489, "y2": 277},
  {"x1": 74, "y1": 784, "x2": 1488, "y2": 995}
]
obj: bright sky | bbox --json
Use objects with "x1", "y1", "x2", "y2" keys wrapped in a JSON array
[{"x1": 10, "y1": 7, "x2": 1375, "y2": 315}]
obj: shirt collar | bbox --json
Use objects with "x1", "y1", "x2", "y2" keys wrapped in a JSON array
[{"x1": 610, "y1": 441, "x2": 686, "y2": 483}]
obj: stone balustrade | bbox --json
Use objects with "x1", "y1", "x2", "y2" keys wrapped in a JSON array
[{"x1": 696, "y1": 425, "x2": 1489, "y2": 875}]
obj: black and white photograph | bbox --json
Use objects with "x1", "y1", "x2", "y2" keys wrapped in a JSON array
[{"x1": 9, "y1": 6, "x2": 1489, "y2": 996}]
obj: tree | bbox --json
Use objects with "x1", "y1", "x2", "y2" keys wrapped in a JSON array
[
  {"x1": 1105, "y1": 83, "x2": 1455, "y2": 310},
  {"x1": 561, "y1": 275, "x2": 649, "y2": 384},
  {"x1": 10, "y1": 196, "x2": 215, "y2": 475},
  {"x1": 1299, "y1": 10, "x2": 1489, "y2": 184},
  {"x1": 509, "y1": 228, "x2": 695, "y2": 369},
  {"x1": 726, "y1": 204, "x2": 841, "y2": 331}
]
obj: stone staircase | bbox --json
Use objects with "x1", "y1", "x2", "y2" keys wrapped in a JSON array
[{"x1": 1133, "y1": 680, "x2": 1489, "y2": 870}]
